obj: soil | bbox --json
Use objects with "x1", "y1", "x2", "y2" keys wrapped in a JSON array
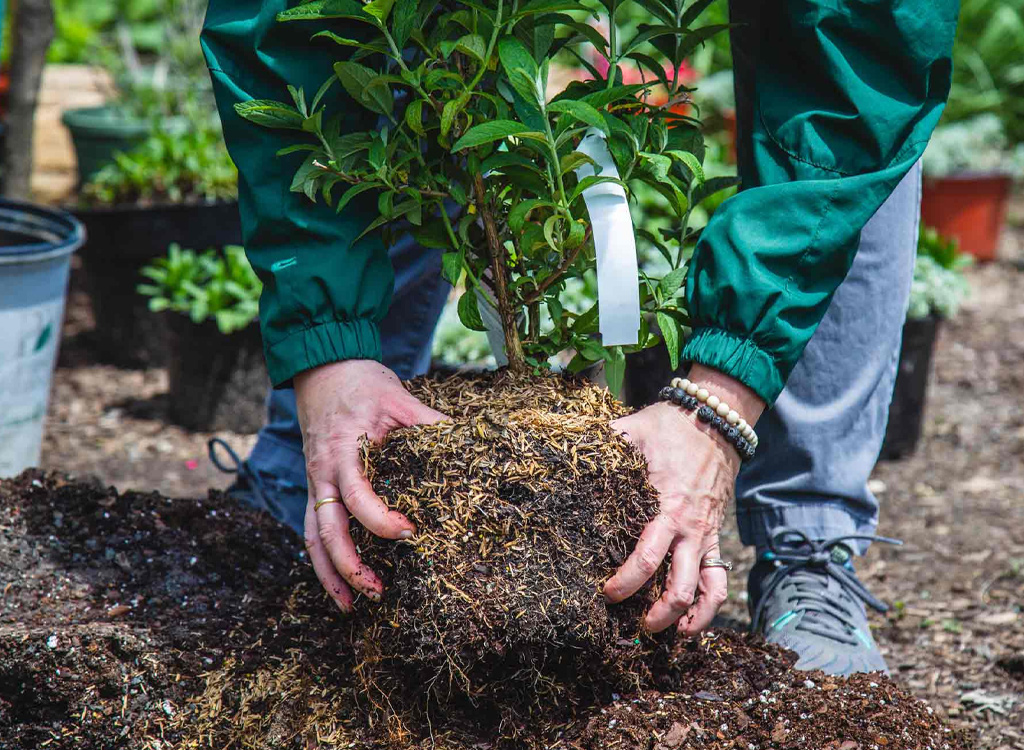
[
  {"x1": 0, "y1": 471, "x2": 970, "y2": 750},
  {"x1": 26, "y1": 211, "x2": 1024, "y2": 748}
]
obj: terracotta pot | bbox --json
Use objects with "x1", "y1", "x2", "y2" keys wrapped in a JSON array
[{"x1": 920, "y1": 173, "x2": 1012, "y2": 262}]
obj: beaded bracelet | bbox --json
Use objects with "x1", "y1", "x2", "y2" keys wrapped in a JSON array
[{"x1": 658, "y1": 377, "x2": 758, "y2": 462}]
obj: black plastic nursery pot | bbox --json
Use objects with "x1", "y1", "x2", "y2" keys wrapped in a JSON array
[
  {"x1": 70, "y1": 200, "x2": 242, "y2": 367},
  {"x1": 165, "y1": 314, "x2": 268, "y2": 434},
  {"x1": 621, "y1": 342, "x2": 685, "y2": 409},
  {"x1": 879, "y1": 315, "x2": 941, "y2": 461},
  {"x1": 61, "y1": 106, "x2": 187, "y2": 185}
]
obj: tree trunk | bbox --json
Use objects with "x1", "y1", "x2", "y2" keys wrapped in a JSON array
[
  {"x1": 473, "y1": 171, "x2": 527, "y2": 374},
  {"x1": 1, "y1": 0, "x2": 55, "y2": 199}
]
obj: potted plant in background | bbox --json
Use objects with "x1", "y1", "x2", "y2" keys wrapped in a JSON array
[
  {"x1": 72, "y1": 120, "x2": 241, "y2": 367},
  {"x1": 880, "y1": 226, "x2": 971, "y2": 460},
  {"x1": 137, "y1": 243, "x2": 267, "y2": 433},
  {"x1": 60, "y1": 0, "x2": 207, "y2": 184},
  {"x1": 920, "y1": 114, "x2": 1024, "y2": 262}
]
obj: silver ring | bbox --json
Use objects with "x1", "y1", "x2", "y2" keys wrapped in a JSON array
[{"x1": 700, "y1": 557, "x2": 733, "y2": 571}]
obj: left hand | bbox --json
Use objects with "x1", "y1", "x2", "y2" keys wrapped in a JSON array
[{"x1": 605, "y1": 365, "x2": 765, "y2": 635}]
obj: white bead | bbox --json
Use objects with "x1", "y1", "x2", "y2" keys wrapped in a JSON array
[
  {"x1": 681, "y1": 378, "x2": 691, "y2": 390},
  {"x1": 737, "y1": 419, "x2": 747, "y2": 432},
  {"x1": 726, "y1": 410, "x2": 740, "y2": 425},
  {"x1": 706, "y1": 395, "x2": 720, "y2": 409},
  {"x1": 695, "y1": 388, "x2": 709, "y2": 402},
  {"x1": 685, "y1": 383, "x2": 699, "y2": 396},
  {"x1": 671, "y1": 377, "x2": 684, "y2": 389},
  {"x1": 716, "y1": 402, "x2": 730, "y2": 417},
  {"x1": 742, "y1": 426, "x2": 754, "y2": 439}
]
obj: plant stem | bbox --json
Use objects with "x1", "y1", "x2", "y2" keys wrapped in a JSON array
[
  {"x1": 312, "y1": 160, "x2": 449, "y2": 198},
  {"x1": 521, "y1": 226, "x2": 591, "y2": 306},
  {"x1": 473, "y1": 170, "x2": 526, "y2": 374},
  {"x1": 467, "y1": 0, "x2": 504, "y2": 93}
]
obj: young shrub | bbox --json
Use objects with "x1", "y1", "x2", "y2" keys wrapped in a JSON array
[{"x1": 235, "y1": 0, "x2": 736, "y2": 391}]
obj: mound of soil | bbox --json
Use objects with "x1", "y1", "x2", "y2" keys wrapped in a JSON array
[
  {"x1": 0, "y1": 376, "x2": 973, "y2": 749},
  {"x1": 353, "y1": 373, "x2": 666, "y2": 735}
]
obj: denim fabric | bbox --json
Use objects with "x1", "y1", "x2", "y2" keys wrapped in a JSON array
[
  {"x1": 239, "y1": 232, "x2": 449, "y2": 534},
  {"x1": 734, "y1": 161, "x2": 921, "y2": 554}
]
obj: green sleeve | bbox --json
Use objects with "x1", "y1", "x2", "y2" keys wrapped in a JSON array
[
  {"x1": 201, "y1": 0, "x2": 393, "y2": 387},
  {"x1": 682, "y1": 0, "x2": 959, "y2": 404}
]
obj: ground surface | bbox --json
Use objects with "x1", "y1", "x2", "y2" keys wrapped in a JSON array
[{"x1": 32, "y1": 223, "x2": 1024, "y2": 747}]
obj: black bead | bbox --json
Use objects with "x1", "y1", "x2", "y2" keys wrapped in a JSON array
[
  {"x1": 697, "y1": 405, "x2": 714, "y2": 423},
  {"x1": 659, "y1": 387, "x2": 673, "y2": 402},
  {"x1": 686, "y1": 395, "x2": 699, "y2": 411},
  {"x1": 736, "y1": 437, "x2": 749, "y2": 454},
  {"x1": 726, "y1": 426, "x2": 740, "y2": 443},
  {"x1": 671, "y1": 387, "x2": 687, "y2": 404},
  {"x1": 745, "y1": 444, "x2": 756, "y2": 461},
  {"x1": 711, "y1": 415, "x2": 724, "y2": 431}
]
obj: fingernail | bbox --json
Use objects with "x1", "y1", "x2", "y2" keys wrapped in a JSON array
[{"x1": 399, "y1": 529, "x2": 415, "y2": 540}]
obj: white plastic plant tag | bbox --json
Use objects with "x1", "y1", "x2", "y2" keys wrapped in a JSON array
[{"x1": 574, "y1": 128, "x2": 640, "y2": 346}]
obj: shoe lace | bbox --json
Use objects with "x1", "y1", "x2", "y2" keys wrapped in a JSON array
[
  {"x1": 751, "y1": 527, "x2": 902, "y2": 647},
  {"x1": 207, "y1": 437, "x2": 286, "y2": 519}
]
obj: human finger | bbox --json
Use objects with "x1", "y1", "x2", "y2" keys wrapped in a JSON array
[
  {"x1": 337, "y1": 445, "x2": 416, "y2": 540},
  {"x1": 312, "y1": 479, "x2": 384, "y2": 600},
  {"x1": 678, "y1": 562, "x2": 729, "y2": 637},
  {"x1": 604, "y1": 514, "x2": 675, "y2": 603},
  {"x1": 644, "y1": 535, "x2": 701, "y2": 632},
  {"x1": 303, "y1": 493, "x2": 354, "y2": 613}
]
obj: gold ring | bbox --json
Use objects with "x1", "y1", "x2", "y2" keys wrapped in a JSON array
[
  {"x1": 314, "y1": 497, "x2": 341, "y2": 512},
  {"x1": 700, "y1": 557, "x2": 733, "y2": 571}
]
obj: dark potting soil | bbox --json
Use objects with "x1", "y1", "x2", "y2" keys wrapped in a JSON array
[{"x1": 1, "y1": 374, "x2": 972, "y2": 750}]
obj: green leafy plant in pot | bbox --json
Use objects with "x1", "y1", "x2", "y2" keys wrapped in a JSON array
[
  {"x1": 72, "y1": 121, "x2": 242, "y2": 367},
  {"x1": 60, "y1": 0, "x2": 212, "y2": 183},
  {"x1": 232, "y1": 0, "x2": 741, "y2": 740},
  {"x1": 880, "y1": 227, "x2": 971, "y2": 460},
  {"x1": 920, "y1": 114, "x2": 1024, "y2": 262},
  {"x1": 137, "y1": 243, "x2": 268, "y2": 433}
]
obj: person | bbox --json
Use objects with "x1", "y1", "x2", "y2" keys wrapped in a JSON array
[{"x1": 201, "y1": 0, "x2": 958, "y2": 676}]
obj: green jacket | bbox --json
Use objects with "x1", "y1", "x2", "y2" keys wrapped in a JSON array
[{"x1": 201, "y1": 0, "x2": 959, "y2": 404}]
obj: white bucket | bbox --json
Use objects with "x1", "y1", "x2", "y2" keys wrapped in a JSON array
[{"x1": 0, "y1": 201, "x2": 85, "y2": 477}]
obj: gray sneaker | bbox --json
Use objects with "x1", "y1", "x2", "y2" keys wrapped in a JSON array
[{"x1": 748, "y1": 528, "x2": 901, "y2": 676}]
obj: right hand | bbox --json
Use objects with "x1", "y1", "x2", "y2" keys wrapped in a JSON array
[{"x1": 294, "y1": 360, "x2": 448, "y2": 613}]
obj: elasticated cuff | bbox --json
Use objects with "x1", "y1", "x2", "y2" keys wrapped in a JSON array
[
  {"x1": 681, "y1": 327, "x2": 785, "y2": 405},
  {"x1": 264, "y1": 318, "x2": 382, "y2": 388}
]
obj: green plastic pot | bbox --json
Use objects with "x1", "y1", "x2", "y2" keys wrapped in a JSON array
[{"x1": 61, "y1": 106, "x2": 186, "y2": 184}]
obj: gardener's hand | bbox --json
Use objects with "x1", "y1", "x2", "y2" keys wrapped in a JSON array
[
  {"x1": 295, "y1": 360, "x2": 448, "y2": 613},
  {"x1": 606, "y1": 365, "x2": 765, "y2": 635}
]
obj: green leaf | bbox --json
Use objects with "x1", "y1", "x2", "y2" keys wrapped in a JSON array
[
  {"x1": 362, "y1": 0, "x2": 395, "y2": 24},
  {"x1": 658, "y1": 266, "x2": 687, "y2": 299},
  {"x1": 543, "y1": 214, "x2": 563, "y2": 251},
  {"x1": 457, "y1": 289, "x2": 488, "y2": 331},
  {"x1": 441, "y1": 251, "x2": 463, "y2": 285},
  {"x1": 405, "y1": 99, "x2": 426, "y2": 136},
  {"x1": 452, "y1": 120, "x2": 536, "y2": 150},
  {"x1": 311, "y1": 31, "x2": 390, "y2": 56},
  {"x1": 499, "y1": 37, "x2": 542, "y2": 105},
  {"x1": 336, "y1": 182, "x2": 379, "y2": 213},
  {"x1": 656, "y1": 311, "x2": 680, "y2": 370},
  {"x1": 547, "y1": 99, "x2": 609, "y2": 134},
  {"x1": 509, "y1": 199, "x2": 554, "y2": 233},
  {"x1": 559, "y1": 151, "x2": 597, "y2": 175},
  {"x1": 580, "y1": 83, "x2": 651, "y2": 110},
  {"x1": 569, "y1": 174, "x2": 627, "y2": 203},
  {"x1": 639, "y1": 151, "x2": 672, "y2": 181},
  {"x1": 441, "y1": 91, "x2": 472, "y2": 136},
  {"x1": 277, "y1": 0, "x2": 373, "y2": 23},
  {"x1": 603, "y1": 346, "x2": 625, "y2": 397},
  {"x1": 691, "y1": 175, "x2": 740, "y2": 205},
  {"x1": 233, "y1": 99, "x2": 305, "y2": 130},
  {"x1": 334, "y1": 62, "x2": 394, "y2": 117},
  {"x1": 511, "y1": 0, "x2": 593, "y2": 20},
  {"x1": 668, "y1": 150, "x2": 705, "y2": 184},
  {"x1": 455, "y1": 33, "x2": 488, "y2": 63}
]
